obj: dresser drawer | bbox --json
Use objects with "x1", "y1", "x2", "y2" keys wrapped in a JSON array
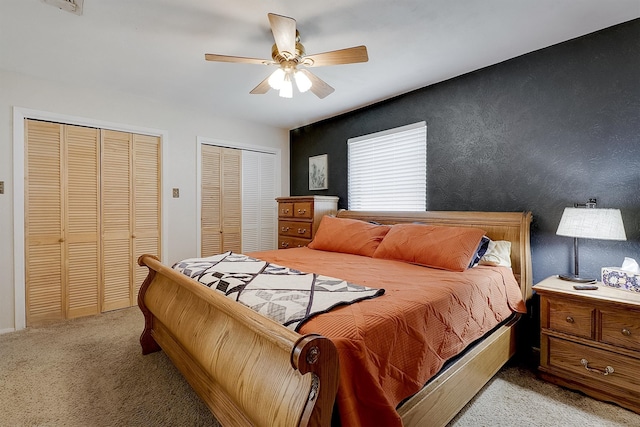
[
  {"x1": 293, "y1": 202, "x2": 313, "y2": 219},
  {"x1": 548, "y1": 299, "x2": 594, "y2": 339},
  {"x1": 547, "y1": 336, "x2": 640, "y2": 393},
  {"x1": 279, "y1": 203, "x2": 294, "y2": 218},
  {"x1": 600, "y1": 309, "x2": 640, "y2": 351},
  {"x1": 279, "y1": 220, "x2": 312, "y2": 239},
  {"x1": 278, "y1": 236, "x2": 310, "y2": 249}
]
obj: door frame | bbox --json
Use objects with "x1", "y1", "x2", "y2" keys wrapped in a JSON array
[
  {"x1": 13, "y1": 106, "x2": 169, "y2": 331},
  {"x1": 196, "y1": 136, "x2": 281, "y2": 257}
]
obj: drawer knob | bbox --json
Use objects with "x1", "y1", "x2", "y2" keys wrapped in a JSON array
[
  {"x1": 281, "y1": 226, "x2": 290, "y2": 232},
  {"x1": 281, "y1": 242, "x2": 289, "y2": 248},
  {"x1": 282, "y1": 209, "x2": 290, "y2": 214},
  {"x1": 565, "y1": 316, "x2": 575, "y2": 324},
  {"x1": 297, "y1": 228, "x2": 307, "y2": 234},
  {"x1": 580, "y1": 359, "x2": 614, "y2": 376},
  {"x1": 621, "y1": 328, "x2": 632, "y2": 336},
  {"x1": 297, "y1": 209, "x2": 306, "y2": 214}
]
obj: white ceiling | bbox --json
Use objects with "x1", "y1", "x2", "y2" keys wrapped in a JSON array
[{"x1": 2, "y1": 1, "x2": 639, "y2": 130}]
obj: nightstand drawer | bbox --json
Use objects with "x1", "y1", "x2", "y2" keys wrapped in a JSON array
[
  {"x1": 601, "y1": 309, "x2": 640, "y2": 351},
  {"x1": 548, "y1": 337, "x2": 640, "y2": 393},
  {"x1": 548, "y1": 299, "x2": 594, "y2": 339},
  {"x1": 279, "y1": 220, "x2": 312, "y2": 239}
]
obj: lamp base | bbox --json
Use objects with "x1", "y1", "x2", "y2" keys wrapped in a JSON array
[{"x1": 558, "y1": 274, "x2": 596, "y2": 284}]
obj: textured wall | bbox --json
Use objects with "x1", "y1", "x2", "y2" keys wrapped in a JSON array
[{"x1": 290, "y1": 19, "x2": 640, "y2": 285}]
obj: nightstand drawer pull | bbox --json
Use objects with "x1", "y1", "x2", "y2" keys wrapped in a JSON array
[
  {"x1": 281, "y1": 242, "x2": 289, "y2": 248},
  {"x1": 297, "y1": 228, "x2": 307, "y2": 234},
  {"x1": 282, "y1": 209, "x2": 290, "y2": 214},
  {"x1": 297, "y1": 208, "x2": 306, "y2": 214},
  {"x1": 580, "y1": 359, "x2": 614, "y2": 376},
  {"x1": 281, "y1": 226, "x2": 290, "y2": 232},
  {"x1": 566, "y1": 316, "x2": 575, "y2": 323},
  {"x1": 621, "y1": 328, "x2": 632, "y2": 336}
]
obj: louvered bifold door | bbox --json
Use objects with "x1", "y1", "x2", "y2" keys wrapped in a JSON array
[
  {"x1": 221, "y1": 148, "x2": 241, "y2": 252},
  {"x1": 132, "y1": 134, "x2": 161, "y2": 304},
  {"x1": 65, "y1": 125, "x2": 100, "y2": 318},
  {"x1": 25, "y1": 120, "x2": 64, "y2": 324},
  {"x1": 201, "y1": 145, "x2": 222, "y2": 257},
  {"x1": 101, "y1": 130, "x2": 132, "y2": 311}
]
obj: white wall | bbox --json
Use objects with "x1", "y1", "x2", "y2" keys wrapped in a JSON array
[{"x1": 0, "y1": 69, "x2": 290, "y2": 333}]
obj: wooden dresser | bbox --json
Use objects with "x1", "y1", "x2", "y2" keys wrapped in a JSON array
[
  {"x1": 535, "y1": 276, "x2": 640, "y2": 413},
  {"x1": 276, "y1": 196, "x2": 339, "y2": 249}
]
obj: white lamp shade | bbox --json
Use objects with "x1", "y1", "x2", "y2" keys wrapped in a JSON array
[{"x1": 556, "y1": 208, "x2": 626, "y2": 241}]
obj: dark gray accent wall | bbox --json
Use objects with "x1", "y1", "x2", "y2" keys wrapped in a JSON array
[{"x1": 290, "y1": 19, "x2": 640, "y2": 285}]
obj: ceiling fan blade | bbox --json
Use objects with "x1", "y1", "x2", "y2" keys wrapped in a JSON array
[
  {"x1": 268, "y1": 13, "x2": 296, "y2": 59},
  {"x1": 298, "y1": 69, "x2": 334, "y2": 99},
  {"x1": 205, "y1": 53, "x2": 272, "y2": 65},
  {"x1": 250, "y1": 75, "x2": 271, "y2": 95},
  {"x1": 302, "y1": 46, "x2": 369, "y2": 67}
]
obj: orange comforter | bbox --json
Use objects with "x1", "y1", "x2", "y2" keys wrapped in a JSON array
[{"x1": 250, "y1": 247, "x2": 526, "y2": 427}]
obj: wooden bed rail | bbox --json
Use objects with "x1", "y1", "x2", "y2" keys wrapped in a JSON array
[{"x1": 137, "y1": 254, "x2": 339, "y2": 427}]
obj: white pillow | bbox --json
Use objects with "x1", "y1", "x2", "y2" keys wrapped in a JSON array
[{"x1": 479, "y1": 240, "x2": 512, "y2": 267}]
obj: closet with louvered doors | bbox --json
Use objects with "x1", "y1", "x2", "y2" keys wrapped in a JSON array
[
  {"x1": 24, "y1": 120, "x2": 101, "y2": 324},
  {"x1": 200, "y1": 145, "x2": 241, "y2": 256},
  {"x1": 101, "y1": 129, "x2": 161, "y2": 312},
  {"x1": 24, "y1": 120, "x2": 161, "y2": 326}
]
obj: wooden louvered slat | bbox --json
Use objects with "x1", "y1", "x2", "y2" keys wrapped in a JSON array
[
  {"x1": 132, "y1": 134, "x2": 161, "y2": 305},
  {"x1": 102, "y1": 238, "x2": 132, "y2": 311},
  {"x1": 201, "y1": 145, "x2": 222, "y2": 257},
  {"x1": 102, "y1": 130, "x2": 132, "y2": 311},
  {"x1": 222, "y1": 148, "x2": 241, "y2": 253},
  {"x1": 25, "y1": 120, "x2": 64, "y2": 324},
  {"x1": 65, "y1": 125, "x2": 100, "y2": 317}
]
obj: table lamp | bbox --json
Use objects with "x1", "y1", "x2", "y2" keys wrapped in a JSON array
[{"x1": 556, "y1": 199, "x2": 626, "y2": 282}]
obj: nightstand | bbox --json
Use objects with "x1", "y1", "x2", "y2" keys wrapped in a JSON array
[{"x1": 535, "y1": 276, "x2": 640, "y2": 413}]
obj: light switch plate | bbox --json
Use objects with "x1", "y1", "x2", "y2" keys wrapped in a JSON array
[{"x1": 172, "y1": 188, "x2": 179, "y2": 198}]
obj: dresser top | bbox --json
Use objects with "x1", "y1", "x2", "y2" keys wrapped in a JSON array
[{"x1": 534, "y1": 275, "x2": 640, "y2": 306}]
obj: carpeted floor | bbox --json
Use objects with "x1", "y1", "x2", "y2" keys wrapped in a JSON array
[{"x1": 0, "y1": 307, "x2": 637, "y2": 427}]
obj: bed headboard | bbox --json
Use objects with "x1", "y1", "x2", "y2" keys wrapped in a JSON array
[{"x1": 336, "y1": 210, "x2": 533, "y2": 301}]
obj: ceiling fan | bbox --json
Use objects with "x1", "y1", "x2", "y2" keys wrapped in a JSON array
[{"x1": 205, "y1": 13, "x2": 369, "y2": 99}]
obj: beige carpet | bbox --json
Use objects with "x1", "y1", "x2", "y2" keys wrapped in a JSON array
[{"x1": 0, "y1": 308, "x2": 637, "y2": 427}]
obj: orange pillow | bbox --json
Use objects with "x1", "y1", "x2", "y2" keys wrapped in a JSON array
[
  {"x1": 373, "y1": 223, "x2": 486, "y2": 272},
  {"x1": 308, "y1": 216, "x2": 391, "y2": 257}
]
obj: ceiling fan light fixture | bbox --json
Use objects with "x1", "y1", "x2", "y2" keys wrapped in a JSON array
[
  {"x1": 294, "y1": 70, "x2": 312, "y2": 93},
  {"x1": 268, "y1": 68, "x2": 286, "y2": 90},
  {"x1": 279, "y1": 73, "x2": 293, "y2": 98}
]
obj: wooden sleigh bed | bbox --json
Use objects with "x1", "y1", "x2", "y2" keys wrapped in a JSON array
[{"x1": 138, "y1": 210, "x2": 532, "y2": 427}]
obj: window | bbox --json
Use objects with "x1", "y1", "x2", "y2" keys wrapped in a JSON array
[{"x1": 348, "y1": 121, "x2": 426, "y2": 211}]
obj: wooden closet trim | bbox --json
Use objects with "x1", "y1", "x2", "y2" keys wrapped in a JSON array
[{"x1": 12, "y1": 107, "x2": 168, "y2": 331}]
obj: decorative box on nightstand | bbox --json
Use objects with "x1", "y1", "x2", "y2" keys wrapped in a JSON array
[{"x1": 535, "y1": 276, "x2": 640, "y2": 413}]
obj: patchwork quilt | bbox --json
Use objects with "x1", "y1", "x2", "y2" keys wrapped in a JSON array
[{"x1": 173, "y1": 252, "x2": 385, "y2": 331}]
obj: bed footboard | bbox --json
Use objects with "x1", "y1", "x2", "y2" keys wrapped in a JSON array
[{"x1": 137, "y1": 254, "x2": 339, "y2": 427}]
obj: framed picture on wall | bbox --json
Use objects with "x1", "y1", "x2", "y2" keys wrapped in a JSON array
[{"x1": 309, "y1": 154, "x2": 328, "y2": 190}]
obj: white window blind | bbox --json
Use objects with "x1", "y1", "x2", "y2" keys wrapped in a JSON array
[{"x1": 348, "y1": 122, "x2": 426, "y2": 211}]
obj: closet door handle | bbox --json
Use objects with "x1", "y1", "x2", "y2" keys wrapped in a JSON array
[{"x1": 58, "y1": 238, "x2": 65, "y2": 243}]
